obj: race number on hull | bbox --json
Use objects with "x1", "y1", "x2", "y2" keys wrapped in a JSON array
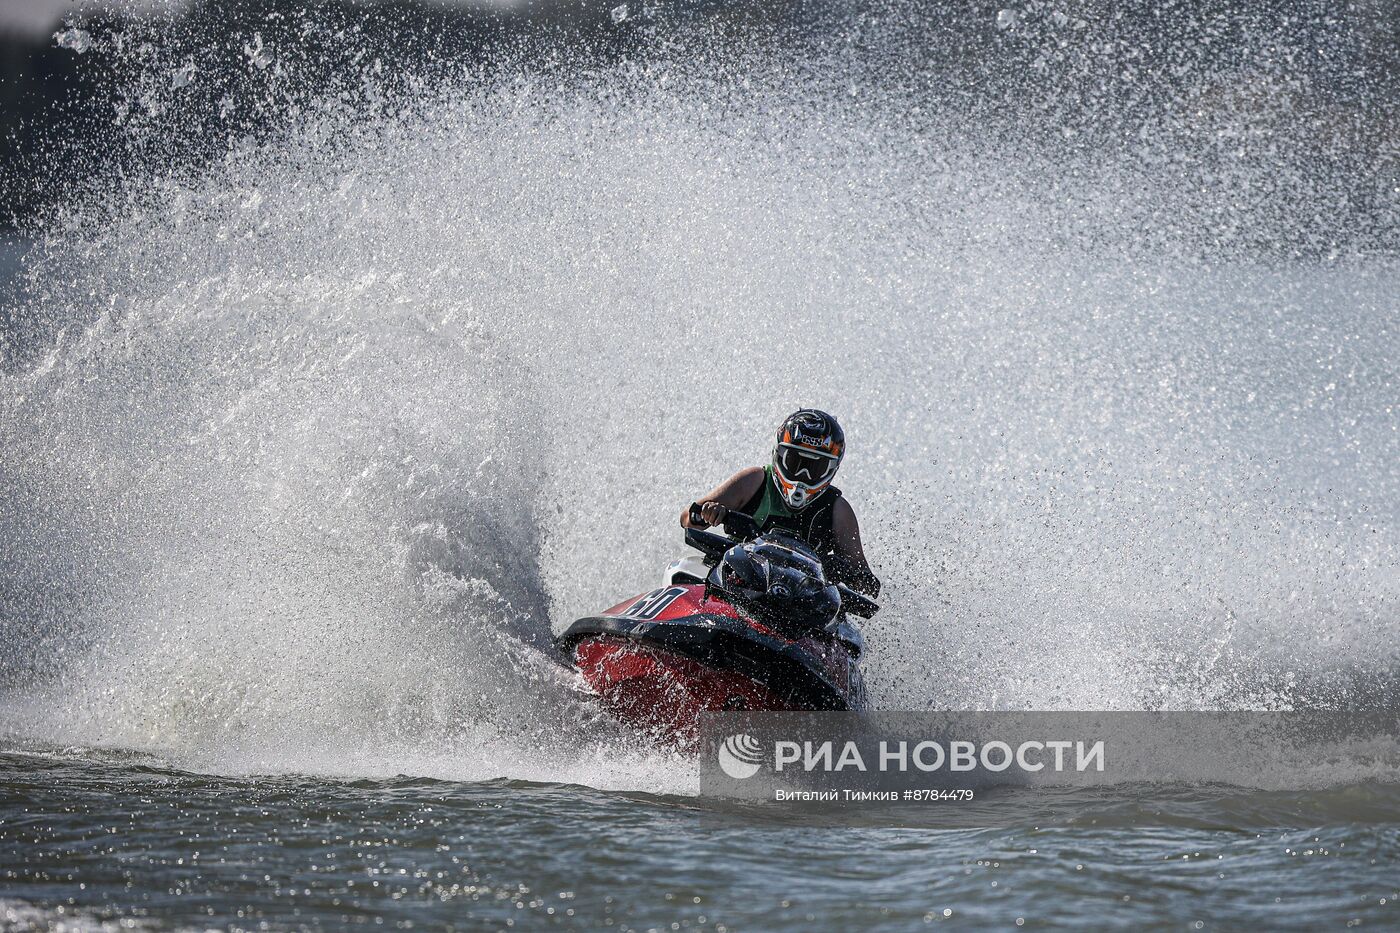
[{"x1": 622, "y1": 587, "x2": 688, "y2": 621}]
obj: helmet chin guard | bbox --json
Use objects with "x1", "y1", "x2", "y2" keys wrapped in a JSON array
[{"x1": 783, "y1": 484, "x2": 812, "y2": 508}]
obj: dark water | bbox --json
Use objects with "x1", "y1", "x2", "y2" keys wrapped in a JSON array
[{"x1": 3, "y1": 746, "x2": 1398, "y2": 930}]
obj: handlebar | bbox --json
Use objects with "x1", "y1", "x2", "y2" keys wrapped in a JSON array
[
  {"x1": 688, "y1": 502, "x2": 758, "y2": 539},
  {"x1": 835, "y1": 583, "x2": 879, "y2": 619}
]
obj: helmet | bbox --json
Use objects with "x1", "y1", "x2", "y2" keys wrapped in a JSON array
[{"x1": 772, "y1": 409, "x2": 844, "y2": 510}]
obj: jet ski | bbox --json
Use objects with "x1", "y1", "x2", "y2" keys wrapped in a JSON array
[{"x1": 554, "y1": 504, "x2": 878, "y2": 742}]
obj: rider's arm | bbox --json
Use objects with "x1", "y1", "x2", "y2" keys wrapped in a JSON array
[
  {"x1": 680, "y1": 467, "x2": 766, "y2": 529},
  {"x1": 830, "y1": 497, "x2": 881, "y2": 598}
]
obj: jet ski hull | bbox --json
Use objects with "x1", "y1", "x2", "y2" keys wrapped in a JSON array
[
  {"x1": 572, "y1": 636, "x2": 789, "y2": 738},
  {"x1": 556, "y1": 583, "x2": 863, "y2": 742}
]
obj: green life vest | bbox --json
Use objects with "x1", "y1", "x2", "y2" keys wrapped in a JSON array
[{"x1": 737, "y1": 464, "x2": 842, "y2": 557}]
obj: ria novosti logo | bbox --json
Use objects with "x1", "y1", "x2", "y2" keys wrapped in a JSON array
[
  {"x1": 714, "y1": 733, "x2": 1108, "y2": 780},
  {"x1": 717, "y1": 733, "x2": 763, "y2": 779}
]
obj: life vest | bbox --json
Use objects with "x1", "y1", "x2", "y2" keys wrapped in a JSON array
[{"x1": 733, "y1": 464, "x2": 842, "y2": 558}]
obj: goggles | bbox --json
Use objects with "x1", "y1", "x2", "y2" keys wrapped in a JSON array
[{"x1": 776, "y1": 443, "x2": 840, "y2": 485}]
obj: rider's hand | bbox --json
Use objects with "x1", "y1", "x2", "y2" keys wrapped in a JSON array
[{"x1": 698, "y1": 501, "x2": 728, "y2": 528}]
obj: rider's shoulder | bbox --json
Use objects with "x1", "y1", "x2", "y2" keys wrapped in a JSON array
[
  {"x1": 714, "y1": 466, "x2": 765, "y2": 500},
  {"x1": 730, "y1": 465, "x2": 766, "y2": 486}
]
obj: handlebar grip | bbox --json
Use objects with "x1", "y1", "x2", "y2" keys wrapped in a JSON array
[
  {"x1": 836, "y1": 583, "x2": 880, "y2": 619},
  {"x1": 688, "y1": 503, "x2": 759, "y2": 538}
]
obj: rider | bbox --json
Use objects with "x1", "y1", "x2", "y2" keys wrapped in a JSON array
[{"x1": 680, "y1": 409, "x2": 881, "y2": 597}]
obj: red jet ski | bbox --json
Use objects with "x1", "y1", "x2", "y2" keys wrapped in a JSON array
[{"x1": 554, "y1": 506, "x2": 878, "y2": 742}]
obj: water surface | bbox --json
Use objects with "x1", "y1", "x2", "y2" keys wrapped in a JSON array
[{"x1": 3, "y1": 747, "x2": 1398, "y2": 930}]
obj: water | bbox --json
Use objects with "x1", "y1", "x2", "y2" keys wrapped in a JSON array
[
  {"x1": 1, "y1": 1, "x2": 1397, "y2": 928},
  {"x1": 4, "y1": 748, "x2": 1399, "y2": 931}
]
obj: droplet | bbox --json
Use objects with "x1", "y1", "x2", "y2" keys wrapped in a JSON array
[
  {"x1": 171, "y1": 60, "x2": 197, "y2": 89},
  {"x1": 244, "y1": 32, "x2": 272, "y2": 70},
  {"x1": 54, "y1": 26, "x2": 92, "y2": 53}
]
